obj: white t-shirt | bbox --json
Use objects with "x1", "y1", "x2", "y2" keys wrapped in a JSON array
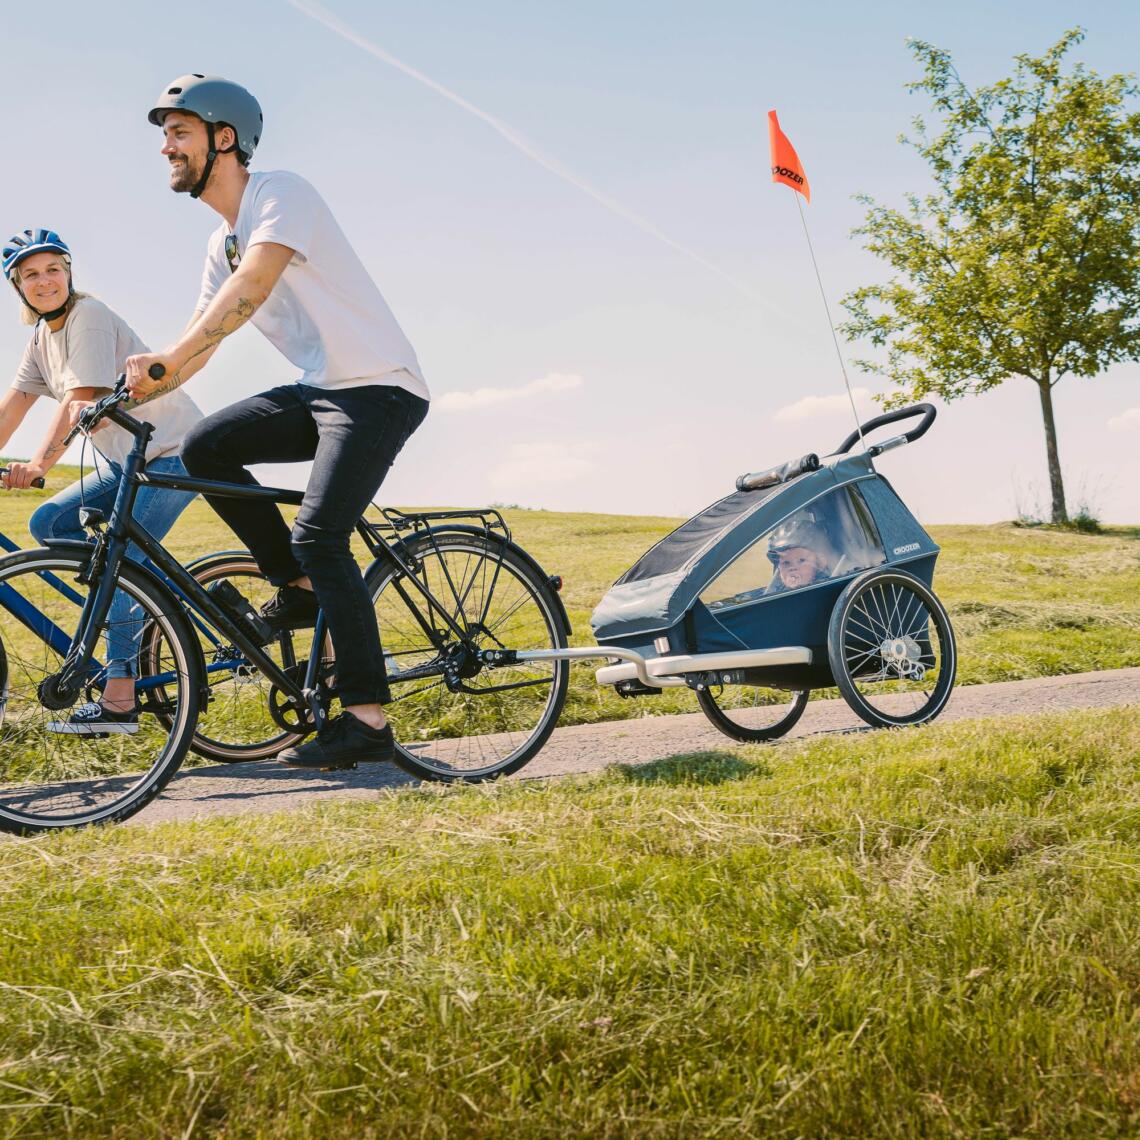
[
  {"x1": 195, "y1": 171, "x2": 429, "y2": 401},
  {"x1": 12, "y1": 297, "x2": 203, "y2": 467}
]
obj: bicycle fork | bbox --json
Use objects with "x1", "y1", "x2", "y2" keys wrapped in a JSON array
[{"x1": 38, "y1": 532, "x2": 122, "y2": 709}]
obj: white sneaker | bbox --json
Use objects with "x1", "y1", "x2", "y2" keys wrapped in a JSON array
[{"x1": 49, "y1": 702, "x2": 140, "y2": 736}]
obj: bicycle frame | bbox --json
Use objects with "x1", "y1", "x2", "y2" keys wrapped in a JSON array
[{"x1": 40, "y1": 397, "x2": 531, "y2": 721}]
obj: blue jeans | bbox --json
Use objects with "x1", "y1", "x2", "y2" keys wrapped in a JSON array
[{"x1": 29, "y1": 455, "x2": 195, "y2": 680}]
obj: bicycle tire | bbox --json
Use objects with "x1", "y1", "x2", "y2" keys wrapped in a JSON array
[
  {"x1": 369, "y1": 531, "x2": 569, "y2": 782},
  {"x1": 696, "y1": 684, "x2": 809, "y2": 742},
  {"x1": 0, "y1": 635, "x2": 8, "y2": 730},
  {"x1": 827, "y1": 567, "x2": 957, "y2": 728},
  {"x1": 0, "y1": 547, "x2": 203, "y2": 833},
  {"x1": 143, "y1": 552, "x2": 309, "y2": 763}
]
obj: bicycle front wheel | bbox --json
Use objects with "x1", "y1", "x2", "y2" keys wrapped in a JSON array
[
  {"x1": 370, "y1": 532, "x2": 569, "y2": 781},
  {"x1": 0, "y1": 548, "x2": 202, "y2": 834}
]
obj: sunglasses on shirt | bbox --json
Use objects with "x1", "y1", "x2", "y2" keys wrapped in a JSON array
[{"x1": 224, "y1": 233, "x2": 242, "y2": 274}]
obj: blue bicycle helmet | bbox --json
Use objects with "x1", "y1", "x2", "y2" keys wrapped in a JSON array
[{"x1": 3, "y1": 228, "x2": 70, "y2": 281}]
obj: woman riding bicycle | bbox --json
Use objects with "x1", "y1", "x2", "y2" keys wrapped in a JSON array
[{"x1": 0, "y1": 228, "x2": 203, "y2": 734}]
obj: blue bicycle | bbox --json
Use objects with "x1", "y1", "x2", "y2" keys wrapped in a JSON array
[{"x1": 0, "y1": 508, "x2": 307, "y2": 764}]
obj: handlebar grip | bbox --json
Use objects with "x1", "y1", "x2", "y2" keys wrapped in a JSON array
[
  {"x1": 148, "y1": 363, "x2": 166, "y2": 380},
  {"x1": 0, "y1": 468, "x2": 46, "y2": 489}
]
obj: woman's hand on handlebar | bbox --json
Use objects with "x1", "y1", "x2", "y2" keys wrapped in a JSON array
[
  {"x1": 66, "y1": 399, "x2": 103, "y2": 434},
  {"x1": 1, "y1": 461, "x2": 47, "y2": 490},
  {"x1": 124, "y1": 352, "x2": 173, "y2": 400}
]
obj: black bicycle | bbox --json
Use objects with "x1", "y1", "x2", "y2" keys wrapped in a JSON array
[{"x1": 0, "y1": 377, "x2": 570, "y2": 834}]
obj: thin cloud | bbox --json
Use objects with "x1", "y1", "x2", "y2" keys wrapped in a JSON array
[
  {"x1": 774, "y1": 388, "x2": 874, "y2": 422},
  {"x1": 489, "y1": 440, "x2": 601, "y2": 491},
  {"x1": 287, "y1": 0, "x2": 778, "y2": 311},
  {"x1": 1108, "y1": 407, "x2": 1140, "y2": 432},
  {"x1": 435, "y1": 372, "x2": 583, "y2": 412}
]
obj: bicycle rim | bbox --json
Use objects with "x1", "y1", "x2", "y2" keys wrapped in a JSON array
[
  {"x1": 0, "y1": 549, "x2": 201, "y2": 833},
  {"x1": 371, "y1": 533, "x2": 569, "y2": 781}
]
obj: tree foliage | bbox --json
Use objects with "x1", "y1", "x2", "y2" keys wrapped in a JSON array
[{"x1": 841, "y1": 29, "x2": 1140, "y2": 522}]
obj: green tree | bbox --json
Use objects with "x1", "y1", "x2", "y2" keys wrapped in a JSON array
[{"x1": 841, "y1": 29, "x2": 1140, "y2": 523}]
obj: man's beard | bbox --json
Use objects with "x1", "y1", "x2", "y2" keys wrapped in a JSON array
[{"x1": 169, "y1": 155, "x2": 202, "y2": 194}]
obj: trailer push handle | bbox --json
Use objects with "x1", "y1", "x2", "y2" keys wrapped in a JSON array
[{"x1": 832, "y1": 403, "x2": 937, "y2": 458}]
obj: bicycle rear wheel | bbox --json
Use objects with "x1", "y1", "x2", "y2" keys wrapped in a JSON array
[
  {"x1": 0, "y1": 548, "x2": 202, "y2": 833},
  {"x1": 370, "y1": 532, "x2": 569, "y2": 781},
  {"x1": 144, "y1": 553, "x2": 308, "y2": 763}
]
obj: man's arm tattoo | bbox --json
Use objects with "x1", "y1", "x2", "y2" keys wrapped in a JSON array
[
  {"x1": 188, "y1": 297, "x2": 256, "y2": 362},
  {"x1": 123, "y1": 374, "x2": 187, "y2": 411},
  {"x1": 125, "y1": 297, "x2": 256, "y2": 410}
]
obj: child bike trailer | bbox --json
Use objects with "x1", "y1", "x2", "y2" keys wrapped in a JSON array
[{"x1": 589, "y1": 405, "x2": 956, "y2": 741}]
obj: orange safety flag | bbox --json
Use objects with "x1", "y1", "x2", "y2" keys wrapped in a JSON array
[{"x1": 768, "y1": 110, "x2": 810, "y2": 203}]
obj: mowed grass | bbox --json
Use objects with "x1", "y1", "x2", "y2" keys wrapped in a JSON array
[
  {"x1": 0, "y1": 706, "x2": 1136, "y2": 1136},
  {"x1": 1, "y1": 467, "x2": 1136, "y2": 728}
]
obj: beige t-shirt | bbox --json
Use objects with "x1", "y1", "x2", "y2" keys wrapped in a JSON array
[{"x1": 11, "y1": 297, "x2": 202, "y2": 465}]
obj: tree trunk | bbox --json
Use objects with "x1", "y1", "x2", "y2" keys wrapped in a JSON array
[{"x1": 1036, "y1": 377, "x2": 1068, "y2": 524}]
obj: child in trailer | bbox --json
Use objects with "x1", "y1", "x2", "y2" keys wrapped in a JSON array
[
  {"x1": 765, "y1": 514, "x2": 836, "y2": 594},
  {"x1": 0, "y1": 228, "x2": 203, "y2": 734}
]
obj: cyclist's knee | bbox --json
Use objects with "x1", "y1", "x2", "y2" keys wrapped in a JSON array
[
  {"x1": 180, "y1": 420, "x2": 216, "y2": 474},
  {"x1": 290, "y1": 520, "x2": 350, "y2": 569},
  {"x1": 28, "y1": 501, "x2": 66, "y2": 545}
]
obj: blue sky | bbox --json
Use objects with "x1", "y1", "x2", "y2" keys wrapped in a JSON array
[{"x1": 2, "y1": 0, "x2": 1137, "y2": 522}]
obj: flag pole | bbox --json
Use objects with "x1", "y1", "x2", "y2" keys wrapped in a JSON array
[{"x1": 790, "y1": 192, "x2": 866, "y2": 452}]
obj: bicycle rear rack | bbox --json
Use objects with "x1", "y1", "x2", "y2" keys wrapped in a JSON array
[{"x1": 360, "y1": 506, "x2": 511, "y2": 547}]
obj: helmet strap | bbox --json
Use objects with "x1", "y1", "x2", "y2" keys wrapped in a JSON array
[{"x1": 190, "y1": 122, "x2": 239, "y2": 200}]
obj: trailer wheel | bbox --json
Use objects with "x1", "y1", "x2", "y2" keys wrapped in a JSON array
[
  {"x1": 827, "y1": 568, "x2": 956, "y2": 728},
  {"x1": 697, "y1": 684, "x2": 809, "y2": 743}
]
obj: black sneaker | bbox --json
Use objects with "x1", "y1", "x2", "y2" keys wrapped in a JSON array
[
  {"x1": 260, "y1": 584, "x2": 321, "y2": 632},
  {"x1": 49, "y1": 702, "x2": 139, "y2": 737},
  {"x1": 277, "y1": 712, "x2": 396, "y2": 770}
]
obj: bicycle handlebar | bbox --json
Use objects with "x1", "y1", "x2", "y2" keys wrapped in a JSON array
[
  {"x1": 0, "y1": 467, "x2": 45, "y2": 489},
  {"x1": 832, "y1": 403, "x2": 937, "y2": 457},
  {"x1": 62, "y1": 371, "x2": 147, "y2": 446}
]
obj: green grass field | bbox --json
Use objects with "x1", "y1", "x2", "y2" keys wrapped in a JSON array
[
  {"x1": 0, "y1": 706, "x2": 1136, "y2": 1136},
  {"x1": 1, "y1": 469, "x2": 1136, "y2": 1136}
]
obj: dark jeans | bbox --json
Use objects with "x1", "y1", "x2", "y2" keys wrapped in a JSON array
[{"x1": 181, "y1": 382, "x2": 429, "y2": 706}]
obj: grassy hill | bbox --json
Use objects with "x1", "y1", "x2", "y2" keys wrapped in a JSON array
[{"x1": 1, "y1": 469, "x2": 1137, "y2": 1134}]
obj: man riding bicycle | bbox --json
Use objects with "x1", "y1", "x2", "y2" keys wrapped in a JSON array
[{"x1": 127, "y1": 74, "x2": 430, "y2": 771}]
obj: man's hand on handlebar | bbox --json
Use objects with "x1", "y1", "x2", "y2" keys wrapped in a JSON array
[
  {"x1": 0, "y1": 461, "x2": 47, "y2": 490},
  {"x1": 125, "y1": 353, "x2": 174, "y2": 400}
]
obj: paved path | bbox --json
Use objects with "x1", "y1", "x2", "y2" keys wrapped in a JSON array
[{"x1": 136, "y1": 667, "x2": 1140, "y2": 826}]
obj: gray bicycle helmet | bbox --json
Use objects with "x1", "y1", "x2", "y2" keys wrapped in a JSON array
[
  {"x1": 766, "y1": 515, "x2": 836, "y2": 567},
  {"x1": 149, "y1": 74, "x2": 263, "y2": 197}
]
